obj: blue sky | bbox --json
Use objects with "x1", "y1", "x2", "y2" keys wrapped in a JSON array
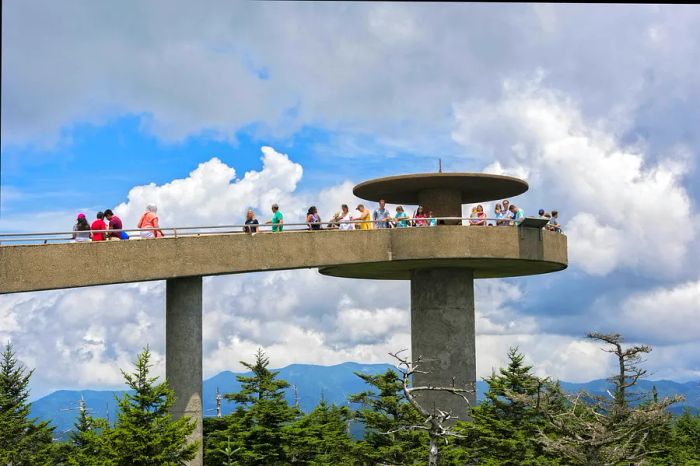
[{"x1": 1, "y1": 2, "x2": 699, "y2": 398}]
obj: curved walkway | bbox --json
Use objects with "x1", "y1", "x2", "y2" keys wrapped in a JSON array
[{"x1": 0, "y1": 226, "x2": 567, "y2": 294}]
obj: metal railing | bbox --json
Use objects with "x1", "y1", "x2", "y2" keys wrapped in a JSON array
[{"x1": 0, "y1": 216, "x2": 557, "y2": 245}]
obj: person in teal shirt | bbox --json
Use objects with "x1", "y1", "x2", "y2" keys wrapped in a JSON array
[
  {"x1": 509, "y1": 204, "x2": 525, "y2": 226},
  {"x1": 266, "y1": 203, "x2": 284, "y2": 232},
  {"x1": 393, "y1": 206, "x2": 409, "y2": 228}
]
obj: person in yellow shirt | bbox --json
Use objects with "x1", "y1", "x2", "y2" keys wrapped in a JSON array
[{"x1": 354, "y1": 204, "x2": 373, "y2": 230}]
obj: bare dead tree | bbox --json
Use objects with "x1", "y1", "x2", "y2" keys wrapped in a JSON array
[
  {"x1": 586, "y1": 332, "x2": 652, "y2": 414},
  {"x1": 512, "y1": 333, "x2": 684, "y2": 465},
  {"x1": 387, "y1": 350, "x2": 474, "y2": 466}
]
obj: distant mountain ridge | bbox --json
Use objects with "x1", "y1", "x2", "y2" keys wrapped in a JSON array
[{"x1": 30, "y1": 361, "x2": 700, "y2": 440}]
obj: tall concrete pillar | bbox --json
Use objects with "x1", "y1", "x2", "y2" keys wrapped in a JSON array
[
  {"x1": 411, "y1": 268, "x2": 476, "y2": 420},
  {"x1": 166, "y1": 277, "x2": 203, "y2": 466}
]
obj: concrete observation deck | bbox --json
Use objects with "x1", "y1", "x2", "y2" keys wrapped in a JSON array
[{"x1": 0, "y1": 171, "x2": 568, "y2": 466}]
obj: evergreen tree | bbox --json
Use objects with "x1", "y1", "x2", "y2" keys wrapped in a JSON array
[
  {"x1": 204, "y1": 408, "x2": 247, "y2": 465},
  {"x1": 65, "y1": 398, "x2": 112, "y2": 466},
  {"x1": 669, "y1": 409, "x2": 700, "y2": 464},
  {"x1": 69, "y1": 398, "x2": 93, "y2": 449},
  {"x1": 648, "y1": 408, "x2": 700, "y2": 465},
  {"x1": 0, "y1": 342, "x2": 58, "y2": 465},
  {"x1": 455, "y1": 347, "x2": 561, "y2": 465},
  {"x1": 206, "y1": 348, "x2": 298, "y2": 465},
  {"x1": 536, "y1": 333, "x2": 681, "y2": 465},
  {"x1": 349, "y1": 369, "x2": 428, "y2": 465},
  {"x1": 101, "y1": 346, "x2": 197, "y2": 465},
  {"x1": 284, "y1": 394, "x2": 355, "y2": 465}
]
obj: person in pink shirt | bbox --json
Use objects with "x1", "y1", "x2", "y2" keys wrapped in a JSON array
[
  {"x1": 413, "y1": 205, "x2": 429, "y2": 227},
  {"x1": 472, "y1": 204, "x2": 487, "y2": 226},
  {"x1": 137, "y1": 204, "x2": 164, "y2": 238}
]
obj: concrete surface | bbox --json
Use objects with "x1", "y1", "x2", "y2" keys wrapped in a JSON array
[
  {"x1": 417, "y1": 188, "x2": 463, "y2": 225},
  {"x1": 0, "y1": 227, "x2": 567, "y2": 294},
  {"x1": 411, "y1": 268, "x2": 476, "y2": 420},
  {"x1": 353, "y1": 173, "x2": 529, "y2": 204},
  {"x1": 166, "y1": 277, "x2": 203, "y2": 466}
]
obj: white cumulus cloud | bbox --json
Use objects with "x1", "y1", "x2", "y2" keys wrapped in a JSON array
[{"x1": 452, "y1": 79, "x2": 695, "y2": 277}]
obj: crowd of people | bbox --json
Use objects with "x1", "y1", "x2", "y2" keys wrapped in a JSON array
[
  {"x1": 71, "y1": 206, "x2": 164, "y2": 242},
  {"x1": 70, "y1": 199, "x2": 562, "y2": 242},
  {"x1": 235, "y1": 199, "x2": 564, "y2": 232},
  {"x1": 467, "y1": 200, "x2": 561, "y2": 232}
]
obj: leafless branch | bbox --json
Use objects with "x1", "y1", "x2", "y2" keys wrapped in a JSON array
[{"x1": 385, "y1": 350, "x2": 475, "y2": 466}]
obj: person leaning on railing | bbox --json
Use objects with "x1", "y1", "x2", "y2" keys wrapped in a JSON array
[
  {"x1": 501, "y1": 199, "x2": 514, "y2": 225},
  {"x1": 104, "y1": 209, "x2": 128, "y2": 240},
  {"x1": 413, "y1": 205, "x2": 428, "y2": 227},
  {"x1": 244, "y1": 209, "x2": 259, "y2": 233},
  {"x1": 494, "y1": 203, "x2": 507, "y2": 226},
  {"x1": 392, "y1": 206, "x2": 410, "y2": 228},
  {"x1": 549, "y1": 210, "x2": 561, "y2": 233},
  {"x1": 265, "y1": 204, "x2": 284, "y2": 232},
  {"x1": 469, "y1": 205, "x2": 487, "y2": 226},
  {"x1": 354, "y1": 204, "x2": 373, "y2": 230},
  {"x1": 373, "y1": 199, "x2": 391, "y2": 229},
  {"x1": 91, "y1": 212, "x2": 107, "y2": 241},
  {"x1": 334, "y1": 204, "x2": 354, "y2": 230},
  {"x1": 137, "y1": 204, "x2": 164, "y2": 238},
  {"x1": 306, "y1": 206, "x2": 322, "y2": 231},
  {"x1": 72, "y1": 213, "x2": 91, "y2": 242},
  {"x1": 509, "y1": 204, "x2": 525, "y2": 226}
]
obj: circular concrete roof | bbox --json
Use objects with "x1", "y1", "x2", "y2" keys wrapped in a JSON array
[{"x1": 353, "y1": 173, "x2": 528, "y2": 204}]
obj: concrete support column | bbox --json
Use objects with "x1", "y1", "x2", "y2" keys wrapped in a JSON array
[
  {"x1": 418, "y1": 188, "x2": 462, "y2": 224},
  {"x1": 410, "y1": 268, "x2": 476, "y2": 420},
  {"x1": 166, "y1": 277, "x2": 203, "y2": 466}
]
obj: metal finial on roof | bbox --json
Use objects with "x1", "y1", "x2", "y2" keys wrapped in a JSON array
[{"x1": 439, "y1": 159, "x2": 442, "y2": 173}]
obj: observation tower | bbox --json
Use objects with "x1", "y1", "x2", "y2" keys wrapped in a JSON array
[
  {"x1": 0, "y1": 171, "x2": 567, "y2": 465},
  {"x1": 320, "y1": 172, "x2": 567, "y2": 417}
]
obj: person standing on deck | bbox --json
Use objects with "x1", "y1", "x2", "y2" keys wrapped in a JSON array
[
  {"x1": 91, "y1": 212, "x2": 107, "y2": 241},
  {"x1": 266, "y1": 204, "x2": 284, "y2": 232},
  {"x1": 354, "y1": 204, "x2": 373, "y2": 230},
  {"x1": 373, "y1": 199, "x2": 391, "y2": 229}
]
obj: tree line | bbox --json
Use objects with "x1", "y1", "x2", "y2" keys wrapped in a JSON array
[{"x1": 1, "y1": 333, "x2": 699, "y2": 465}]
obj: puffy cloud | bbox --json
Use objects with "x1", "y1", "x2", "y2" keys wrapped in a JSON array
[
  {"x1": 327, "y1": 308, "x2": 408, "y2": 348},
  {"x1": 602, "y1": 280, "x2": 700, "y2": 345},
  {"x1": 114, "y1": 146, "x2": 303, "y2": 228},
  {"x1": 5, "y1": 2, "x2": 700, "y2": 165},
  {"x1": 111, "y1": 146, "x2": 366, "y2": 233},
  {"x1": 477, "y1": 334, "x2": 610, "y2": 383},
  {"x1": 475, "y1": 280, "x2": 538, "y2": 335},
  {"x1": 0, "y1": 283, "x2": 165, "y2": 398},
  {"x1": 452, "y1": 79, "x2": 696, "y2": 277}
]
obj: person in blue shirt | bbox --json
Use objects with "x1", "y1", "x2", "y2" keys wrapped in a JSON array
[
  {"x1": 550, "y1": 210, "x2": 561, "y2": 232},
  {"x1": 373, "y1": 199, "x2": 391, "y2": 229},
  {"x1": 494, "y1": 203, "x2": 507, "y2": 226},
  {"x1": 393, "y1": 206, "x2": 409, "y2": 228}
]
